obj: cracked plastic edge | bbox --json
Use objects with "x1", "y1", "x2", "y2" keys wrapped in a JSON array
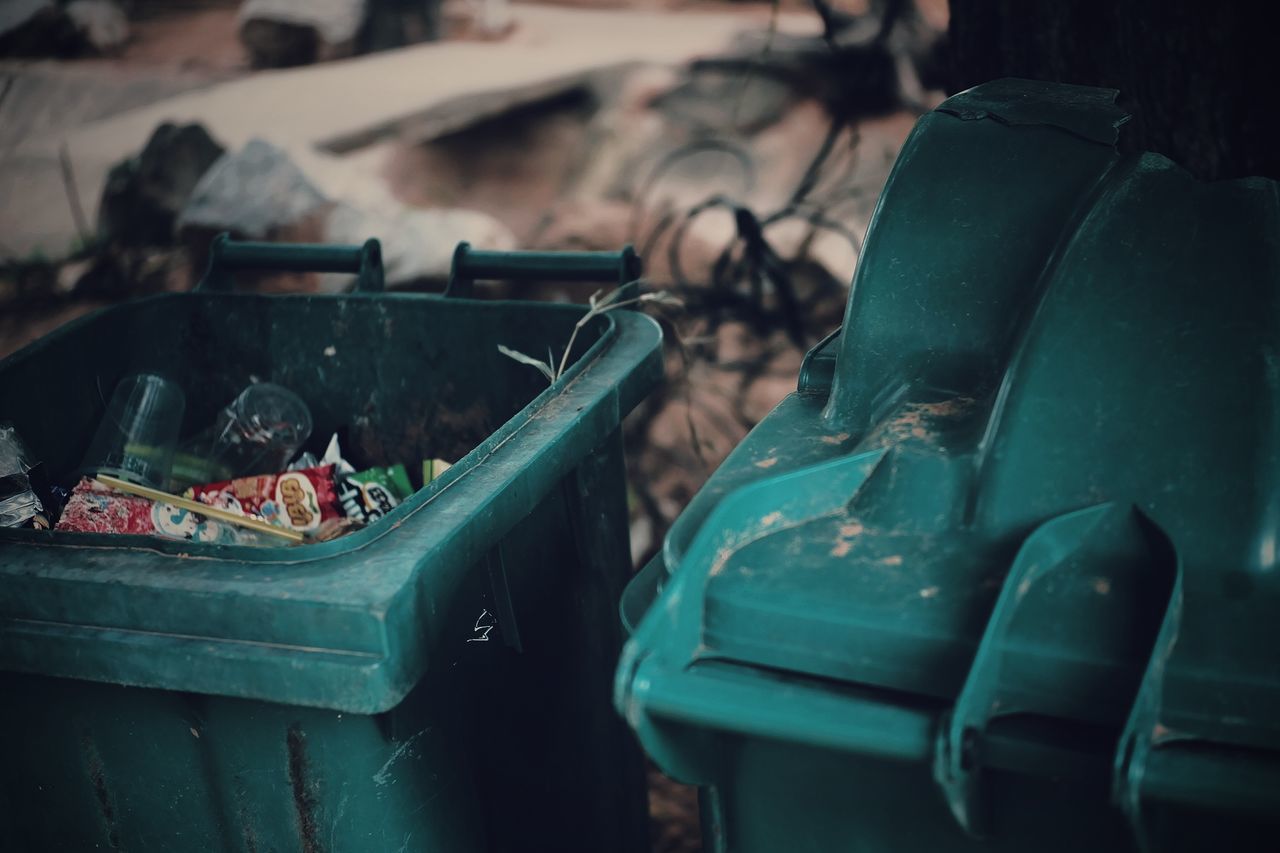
[{"x1": 936, "y1": 78, "x2": 1131, "y2": 146}]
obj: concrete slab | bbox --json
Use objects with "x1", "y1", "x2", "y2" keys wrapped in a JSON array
[
  {"x1": 2, "y1": 3, "x2": 818, "y2": 259},
  {"x1": 0, "y1": 61, "x2": 218, "y2": 149}
]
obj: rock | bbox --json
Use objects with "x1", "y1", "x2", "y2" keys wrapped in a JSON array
[
  {"x1": 98, "y1": 123, "x2": 226, "y2": 247},
  {"x1": 55, "y1": 259, "x2": 92, "y2": 295},
  {"x1": 178, "y1": 138, "x2": 331, "y2": 242},
  {"x1": 0, "y1": 0, "x2": 129, "y2": 56},
  {"x1": 239, "y1": 17, "x2": 319, "y2": 68},
  {"x1": 362, "y1": 0, "x2": 442, "y2": 53},
  {"x1": 66, "y1": 0, "x2": 129, "y2": 54},
  {"x1": 324, "y1": 201, "x2": 516, "y2": 290},
  {"x1": 176, "y1": 137, "x2": 512, "y2": 292},
  {"x1": 465, "y1": 0, "x2": 514, "y2": 40},
  {"x1": 0, "y1": 0, "x2": 79, "y2": 56},
  {"x1": 440, "y1": 0, "x2": 512, "y2": 41},
  {"x1": 0, "y1": 0, "x2": 53, "y2": 39},
  {"x1": 238, "y1": 0, "x2": 368, "y2": 67}
]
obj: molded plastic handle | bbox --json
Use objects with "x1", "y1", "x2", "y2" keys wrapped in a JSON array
[
  {"x1": 446, "y1": 242, "x2": 641, "y2": 298},
  {"x1": 196, "y1": 233, "x2": 385, "y2": 292}
]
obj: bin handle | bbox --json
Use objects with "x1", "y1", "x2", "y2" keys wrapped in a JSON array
[
  {"x1": 446, "y1": 242, "x2": 641, "y2": 299},
  {"x1": 196, "y1": 233, "x2": 385, "y2": 293},
  {"x1": 933, "y1": 503, "x2": 1179, "y2": 840},
  {"x1": 798, "y1": 326, "x2": 842, "y2": 394}
]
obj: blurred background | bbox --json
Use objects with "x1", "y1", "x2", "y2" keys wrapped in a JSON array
[{"x1": 2, "y1": 0, "x2": 1272, "y2": 849}]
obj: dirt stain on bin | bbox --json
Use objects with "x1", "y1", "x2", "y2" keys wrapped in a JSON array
[
  {"x1": 233, "y1": 776, "x2": 261, "y2": 853},
  {"x1": 287, "y1": 724, "x2": 323, "y2": 853},
  {"x1": 80, "y1": 731, "x2": 123, "y2": 850},
  {"x1": 861, "y1": 397, "x2": 976, "y2": 449},
  {"x1": 830, "y1": 519, "x2": 867, "y2": 557}
]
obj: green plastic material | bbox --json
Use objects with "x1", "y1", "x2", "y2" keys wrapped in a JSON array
[
  {"x1": 616, "y1": 78, "x2": 1280, "y2": 853},
  {"x1": 448, "y1": 242, "x2": 641, "y2": 299},
  {"x1": 200, "y1": 233, "x2": 386, "y2": 293},
  {"x1": 0, "y1": 242, "x2": 661, "y2": 851}
]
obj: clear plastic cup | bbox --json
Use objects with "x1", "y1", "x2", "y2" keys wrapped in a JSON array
[
  {"x1": 171, "y1": 383, "x2": 312, "y2": 487},
  {"x1": 80, "y1": 374, "x2": 186, "y2": 489}
]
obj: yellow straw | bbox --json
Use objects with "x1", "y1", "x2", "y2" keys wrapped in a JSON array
[{"x1": 95, "y1": 475, "x2": 304, "y2": 543}]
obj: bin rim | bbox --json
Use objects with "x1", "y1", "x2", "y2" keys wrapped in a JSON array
[
  {"x1": 1, "y1": 290, "x2": 615, "y2": 562},
  {"x1": 0, "y1": 291, "x2": 664, "y2": 713}
]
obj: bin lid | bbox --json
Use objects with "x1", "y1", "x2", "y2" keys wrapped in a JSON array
[{"x1": 641, "y1": 80, "x2": 1280, "y2": 812}]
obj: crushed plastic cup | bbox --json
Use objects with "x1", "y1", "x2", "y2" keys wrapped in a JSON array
[
  {"x1": 171, "y1": 383, "x2": 312, "y2": 488},
  {"x1": 79, "y1": 374, "x2": 186, "y2": 489}
]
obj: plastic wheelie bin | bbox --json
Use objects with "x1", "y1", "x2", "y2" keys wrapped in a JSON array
[
  {"x1": 0, "y1": 238, "x2": 659, "y2": 852},
  {"x1": 616, "y1": 78, "x2": 1280, "y2": 852}
]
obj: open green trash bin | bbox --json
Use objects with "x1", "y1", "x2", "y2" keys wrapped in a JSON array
[
  {"x1": 0, "y1": 239, "x2": 660, "y2": 851},
  {"x1": 616, "y1": 79, "x2": 1280, "y2": 852}
]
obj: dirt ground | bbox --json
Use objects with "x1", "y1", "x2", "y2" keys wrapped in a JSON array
[{"x1": 1, "y1": 2, "x2": 943, "y2": 849}]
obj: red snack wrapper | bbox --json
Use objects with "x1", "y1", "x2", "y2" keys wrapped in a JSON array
[
  {"x1": 55, "y1": 478, "x2": 267, "y2": 545},
  {"x1": 185, "y1": 464, "x2": 340, "y2": 533}
]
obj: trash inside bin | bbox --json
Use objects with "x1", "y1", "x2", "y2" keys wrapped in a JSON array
[
  {"x1": 0, "y1": 237, "x2": 660, "y2": 852},
  {"x1": 616, "y1": 79, "x2": 1280, "y2": 853}
]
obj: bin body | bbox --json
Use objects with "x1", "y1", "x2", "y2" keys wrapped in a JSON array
[
  {"x1": 0, "y1": 269, "x2": 661, "y2": 851},
  {"x1": 1, "y1": 672, "x2": 483, "y2": 851},
  {"x1": 616, "y1": 79, "x2": 1280, "y2": 852}
]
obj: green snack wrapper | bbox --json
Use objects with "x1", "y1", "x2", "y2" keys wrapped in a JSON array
[
  {"x1": 422, "y1": 458, "x2": 452, "y2": 485},
  {"x1": 338, "y1": 464, "x2": 412, "y2": 523}
]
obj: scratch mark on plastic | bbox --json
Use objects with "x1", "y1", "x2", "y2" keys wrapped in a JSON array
[
  {"x1": 373, "y1": 728, "x2": 431, "y2": 787},
  {"x1": 467, "y1": 608, "x2": 495, "y2": 642}
]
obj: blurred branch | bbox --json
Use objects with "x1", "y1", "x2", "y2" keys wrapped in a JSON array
[{"x1": 58, "y1": 142, "x2": 91, "y2": 247}]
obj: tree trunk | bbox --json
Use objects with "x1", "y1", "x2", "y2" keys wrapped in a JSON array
[{"x1": 947, "y1": 0, "x2": 1280, "y2": 181}]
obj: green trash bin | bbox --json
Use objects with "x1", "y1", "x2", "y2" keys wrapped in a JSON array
[
  {"x1": 616, "y1": 79, "x2": 1280, "y2": 852},
  {"x1": 0, "y1": 238, "x2": 660, "y2": 852}
]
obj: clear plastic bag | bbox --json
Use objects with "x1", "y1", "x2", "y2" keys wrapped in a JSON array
[{"x1": 0, "y1": 424, "x2": 43, "y2": 528}]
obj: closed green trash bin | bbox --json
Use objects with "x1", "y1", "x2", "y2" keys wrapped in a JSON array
[
  {"x1": 0, "y1": 239, "x2": 660, "y2": 851},
  {"x1": 616, "y1": 79, "x2": 1280, "y2": 852}
]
